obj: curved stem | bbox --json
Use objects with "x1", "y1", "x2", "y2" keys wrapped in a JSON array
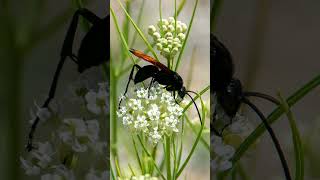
[{"x1": 242, "y1": 97, "x2": 291, "y2": 180}]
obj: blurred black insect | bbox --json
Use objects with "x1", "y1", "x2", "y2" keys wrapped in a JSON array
[
  {"x1": 119, "y1": 48, "x2": 202, "y2": 124},
  {"x1": 26, "y1": 8, "x2": 110, "y2": 151},
  {"x1": 211, "y1": 34, "x2": 291, "y2": 180}
]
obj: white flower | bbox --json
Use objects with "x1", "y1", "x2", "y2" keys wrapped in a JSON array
[
  {"x1": 85, "y1": 82, "x2": 108, "y2": 115},
  {"x1": 41, "y1": 173, "x2": 62, "y2": 180},
  {"x1": 20, "y1": 157, "x2": 40, "y2": 175},
  {"x1": 118, "y1": 83, "x2": 183, "y2": 144},
  {"x1": 211, "y1": 135, "x2": 235, "y2": 173},
  {"x1": 31, "y1": 142, "x2": 55, "y2": 168},
  {"x1": 58, "y1": 118, "x2": 100, "y2": 152},
  {"x1": 29, "y1": 102, "x2": 52, "y2": 124}
]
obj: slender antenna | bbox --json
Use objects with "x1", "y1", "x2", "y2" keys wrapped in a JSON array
[
  {"x1": 242, "y1": 97, "x2": 292, "y2": 180},
  {"x1": 26, "y1": 56, "x2": 67, "y2": 151},
  {"x1": 243, "y1": 91, "x2": 280, "y2": 105},
  {"x1": 186, "y1": 91, "x2": 202, "y2": 125}
]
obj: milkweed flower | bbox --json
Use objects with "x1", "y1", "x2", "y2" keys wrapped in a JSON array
[
  {"x1": 148, "y1": 17, "x2": 187, "y2": 59},
  {"x1": 117, "y1": 83, "x2": 183, "y2": 144},
  {"x1": 211, "y1": 135, "x2": 235, "y2": 172},
  {"x1": 21, "y1": 78, "x2": 109, "y2": 179}
]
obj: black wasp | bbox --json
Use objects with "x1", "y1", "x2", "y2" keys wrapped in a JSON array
[
  {"x1": 211, "y1": 34, "x2": 291, "y2": 180},
  {"x1": 26, "y1": 8, "x2": 110, "y2": 151},
  {"x1": 119, "y1": 48, "x2": 202, "y2": 124}
]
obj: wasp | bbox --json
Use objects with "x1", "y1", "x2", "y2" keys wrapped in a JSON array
[
  {"x1": 119, "y1": 48, "x2": 202, "y2": 124},
  {"x1": 211, "y1": 34, "x2": 291, "y2": 180},
  {"x1": 26, "y1": 8, "x2": 109, "y2": 151}
]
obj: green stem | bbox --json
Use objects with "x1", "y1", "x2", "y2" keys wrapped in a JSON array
[
  {"x1": 166, "y1": 136, "x2": 172, "y2": 180},
  {"x1": 176, "y1": 96, "x2": 206, "y2": 178},
  {"x1": 232, "y1": 74, "x2": 320, "y2": 167},
  {"x1": 137, "y1": 136, "x2": 166, "y2": 179},
  {"x1": 174, "y1": 0, "x2": 199, "y2": 71},
  {"x1": 210, "y1": 0, "x2": 224, "y2": 32}
]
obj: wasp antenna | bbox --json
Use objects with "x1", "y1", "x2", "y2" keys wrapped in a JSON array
[
  {"x1": 185, "y1": 91, "x2": 202, "y2": 125},
  {"x1": 242, "y1": 97, "x2": 291, "y2": 180},
  {"x1": 243, "y1": 91, "x2": 280, "y2": 105}
]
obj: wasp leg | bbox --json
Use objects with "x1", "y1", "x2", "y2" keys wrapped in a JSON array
[
  {"x1": 26, "y1": 9, "x2": 102, "y2": 152},
  {"x1": 118, "y1": 64, "x2": 141, "y2": 108},
  {"x1": 211, "y1": 109, "x2": 223, "y2": 136},
  {"x1": 147, "y1": 78, "x2": 155, "y2": 98}
]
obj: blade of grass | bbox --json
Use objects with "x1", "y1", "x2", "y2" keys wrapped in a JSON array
[
  {"x1": 110, "y1": 165, "x2": 116, "y2": 180},
  {"x1": 116, "y1": 0, "x2": 160, "y2": 61},
  {"x1": 172, "y1": 136, "x2": 177, "y2": 180},
  {"x1": 186, "y1": 47, "x2": 197, "y2": 89},
  {"x1": 278, "y1": 92, "x2": 304, "y2": 180},
  {"x1": 174, "y1": 0, "x2": 199, "y2": 71},
  {"x1": 132, "y1": 136, "x2": 144, "y2": 174},
  {"x1": 130, "y1": 0, "x2": 146, "y2": 47},
  {"x1": 176, "y1": 0, "x2": 186, "y2": 17},
  {"x1": 183, "y1": 85, "x2": 210, "y2": 113},
  {"x1": 185, "y1": 115, "x2": 210, "y2": 151},
  {"x1": 211, "y1": 0, "x2": 224, "y2": 32},
  {"x1": 110, "y1": 7, "x2": 135, "y2": 65},
  {"x1": 137, "y1": 135, "x2": 166, "y2": 179},
  {"x1": 230, "y1": 74, "x2": 320, "y2": 171},
  {"x1": 176, "y1": 95, "x2": 206, "y2": 178},
  {"x1": 166, "y1": 136, "x2": 172, "y2": 180},
  {"x1": 159, "y1": 0, "x2": 163, "y2": 34},
  {"x1": 150, "y1": 144, "x2": 158, "y2": 175},
  {"x1": 128, "y1": 163, "x2": 136, "y2": 176},
  {"x1": 114, "y1": 157, "x2": 122, "y2": 178}
]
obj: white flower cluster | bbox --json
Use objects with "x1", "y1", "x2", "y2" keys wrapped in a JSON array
[
  {"x1": 117, "y1": 83, "x2": 183, "y2": 144},
  {"x1": 21, "y1": 79, "x2": 109, "y2": 179},
  {"x1": 85, "y1": 82, "x2": 109, "y2": 115},
  {"x1": 118, "y1": 174, "x2": 159, "y2": 180},
  {"x1": 148, "y1": 17, "x2": 187, "y2": 59},
  {"x1": 211, "y1": 135, "x2": 235, "y2": 172}
]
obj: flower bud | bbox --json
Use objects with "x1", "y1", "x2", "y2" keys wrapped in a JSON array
[
  {"x1": 167, "y1": 45, "x2": 172, "y2": 50},
  {"x1": 165, "y1": 32, "x2": 173, "y2": 38},
  {"x1": 178, "y1": 33, "x2": 185, "y2": 41},
  {"x1": 161, "y1": 25, "x2": 168, "y2": 32},
  {"x1": 156, "y1": 43, "x2": 162, "y2": 50},
  {"x1": 168, "y1": 17, "x2": 175, "y2": 24},
  {"x1": 148, "y1": 25, "x2": 156, "y2": 35},
  {"x1": 152, "y1": 32, "x2": 161, "y2": 40},
  {"x1": 181, "y1": 23, "x2": 187, "y2": 32},
  {"x1": 163, "y1": 48, "x2": 170, "y2": 54},
  {"x1": 172, "y1": 47, "x2": 179, "y2": 55},
  {"x1": 176, "y1": 25, "x2": 183, "y2": 33},
  {"x1": 168, "y1": 25, "x2": 174, "y2": 32}
]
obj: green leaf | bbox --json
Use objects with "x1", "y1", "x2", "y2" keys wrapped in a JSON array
[
  {"x1": 176, "y1": 95, "x2": 206, "y2": 178},
  {"x1": 116, "y1": 0, "x2": 160, "y2": 62},
  {"x1": 110, "y1": 7, "x2": 135, "y2": 65},
  {"x1": 230, "y1": 74, "x2": 320, "y2": 174},
  {"x1": 137, "y1": 135, "x2": 166, "y2": 179},
  {"x1": 278, "y1": 92, "x2": 304, "y2": 180},
  {"x1": 211, "y1": 0, "x2": 224, "y2": 32},
  {"x1": 174, "y1": 0, "x2": 199, "y2": 71}
]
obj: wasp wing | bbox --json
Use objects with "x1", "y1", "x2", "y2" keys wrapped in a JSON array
[
  {"x1": 129, "y1": 49, "x2": 170, "y2": 72},
  {"x1": 211, "y1": 34, "x2": 235, "y2": 91}
]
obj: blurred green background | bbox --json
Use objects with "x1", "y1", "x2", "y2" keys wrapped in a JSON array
[{"x1": 0, "y1": 0, "x2": 107, "y2": 179}]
